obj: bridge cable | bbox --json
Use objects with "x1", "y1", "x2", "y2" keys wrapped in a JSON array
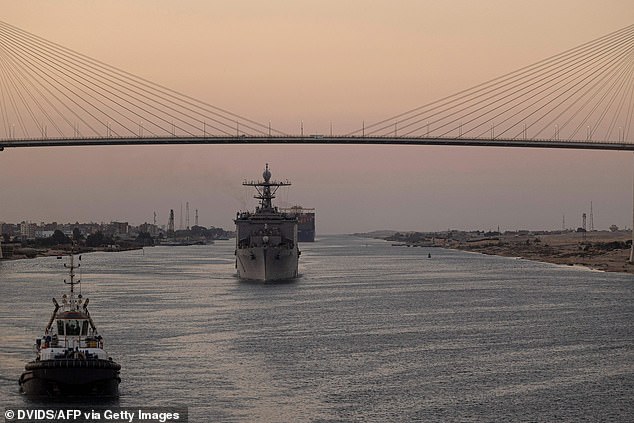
[
  {"x1": 0, "y1": 44, "x2": 76, "y2": 137},
  {"x1": 350, "y1": 23, "x2": 634, "y2": 137},
  {"x1": 425, "y1": 34, "x2": 633, "y2": 139},
  {"x1": 605, "y1": 61, "x2": 634, "y2": 140},
  {"x1": 527, "y1": 43, "x2": 633, "y2": 139},
  {"x1": 0, "y1": 20, "x2": 284, "y2": 137},
  {"x1": 0, "y1": 53, "x2": 28, "y2": 137},
  {"x1": 0, "y1": 25, "x2": 215, "y2": 137},
  {"x1": 0, "y1": 54, "x2": 58, "y2": 136},
  {"x1": 408, "y1": 29, "x2": 634, "y2": 139},
  {"x1": 355, "y1": 24, "x2": 634, "y2": 143},
  {"x1": 0, "y1": 36, "x2": 107, "y2": 137},
  {"x1": 0, "y1": 20, "x2": 266, "y2": 136}
]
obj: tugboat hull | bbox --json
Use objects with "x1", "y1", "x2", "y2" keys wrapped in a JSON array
[{"x1": 19, "y1": 359, "x2": 120, "y2": 397}]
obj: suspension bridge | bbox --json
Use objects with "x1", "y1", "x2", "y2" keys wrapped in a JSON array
[
  {"x1": 0, "y1": 21, "x2": 632, "y2": 150},
  {"x1": 0, "y1": 21, "x2": 633, "y2": 260}
]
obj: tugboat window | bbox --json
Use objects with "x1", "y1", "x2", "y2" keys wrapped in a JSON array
[
  {"x1": 65, "y1": 320, "x2": 81, "y2": 336},
  {"x1": 57, "y1": 320, "x2": 64, "y2": 335},
  {"x1": 81, "y1": 320, "x2": 89, "y2": 336}
]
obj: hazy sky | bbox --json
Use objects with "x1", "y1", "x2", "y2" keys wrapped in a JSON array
[{"x1": 1, "y1": 0, "x2": 633, "y2": 233}]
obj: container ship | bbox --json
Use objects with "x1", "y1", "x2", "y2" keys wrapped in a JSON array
[
  {"x1": 235, "y1": 164, "x2": 300, "y2": 281},
  {"x1": 280, "y1": 206, "x2": 315, "y2": 242}
]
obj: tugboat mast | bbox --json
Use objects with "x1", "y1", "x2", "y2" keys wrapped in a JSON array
[{"x1": 63, "y1": 253, "x2": 81, "y2": 302}]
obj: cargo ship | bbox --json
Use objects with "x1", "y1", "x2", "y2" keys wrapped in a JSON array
[
  {"x1": 280, "y1": 206, "x2": 315, "y2": 242},
  {"x1": 234, "y1": 164, "x2": 300, "y2": 281}
]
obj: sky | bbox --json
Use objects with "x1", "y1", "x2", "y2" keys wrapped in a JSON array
[{"x1": 1, "y1": 0, "x2": 633, "y2": 234}]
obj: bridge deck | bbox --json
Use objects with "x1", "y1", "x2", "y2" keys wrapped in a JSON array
[{"x1": 1, "y1": 136, "x2": 633, "y2": 151}]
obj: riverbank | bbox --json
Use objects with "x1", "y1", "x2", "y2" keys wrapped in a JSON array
[
  {"x1": 2, "y1": 245, "x2": 143, "y2": 260},
  {"x1": 449, "y1": 231, "x2": 633, "y2": 274},
  {"x1": 358, "y1": 230, "x2": 634, "y2": 275}
]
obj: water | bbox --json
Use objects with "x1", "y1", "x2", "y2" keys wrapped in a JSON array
[{"x1": 1, "y1": 236, "x2": 632, "y2": 422}]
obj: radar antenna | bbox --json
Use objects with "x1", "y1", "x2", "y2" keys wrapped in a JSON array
[{"x1": 242, "y1": 164, "x2": 291, "y2": 211}]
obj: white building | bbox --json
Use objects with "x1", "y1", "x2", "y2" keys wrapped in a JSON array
[{"x1": 20, "y1": 221, "x2": 37, "y2": 240}]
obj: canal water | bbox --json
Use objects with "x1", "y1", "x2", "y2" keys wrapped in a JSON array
[{"x1": 1, "y1": 236, "x2": 632, "y2": 421}]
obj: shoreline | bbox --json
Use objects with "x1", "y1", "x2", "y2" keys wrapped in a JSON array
[
  {"x1": 448, "y1": 243, "x2": 633, "y2": 274},
  {"x1": 360, "y1": 230, "x2": 634, "y2": 275},
  {"x1": 447, "y1": 231, "x2": 633, "y2": 274},
  {"x1": 1, "y1": 245, "x2": 143, "y2": 261},
  {"x1": 7, "y1": 232, "x2": 634, "y2": 275}
]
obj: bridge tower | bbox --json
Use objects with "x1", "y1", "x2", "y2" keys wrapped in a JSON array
[{"x1": 631, "y1": 154, "x2": 634, "y2": 263}]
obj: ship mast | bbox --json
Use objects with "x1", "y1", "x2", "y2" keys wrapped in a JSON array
[
  {"x1": 242, "y1": 164, "x2": 291, "y2": 211},
  {"x1": 63, "y1": 251, "x2": 82, "y2": 311}
]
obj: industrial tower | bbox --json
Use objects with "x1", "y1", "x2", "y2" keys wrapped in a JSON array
[
  {"x1": 168, "y1": 209, "x2": 175, "y2": 234},
  {"x1": 186, "y1": 202, "x2": 190, "y2": 230}
]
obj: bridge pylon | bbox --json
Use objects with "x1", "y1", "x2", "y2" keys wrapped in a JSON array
[{"x1": 631, "y1": 153, "x2": 634, "y2": 264}]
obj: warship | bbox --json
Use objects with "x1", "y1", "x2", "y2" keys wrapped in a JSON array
[
  {"x1": 19, "y1": 253, "x2": 121, "y2": 397},
  {"x1": 235, "y1": 164, "x2": 300, "y2": 281}
]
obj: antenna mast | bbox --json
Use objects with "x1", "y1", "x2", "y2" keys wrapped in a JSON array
[
  {"x1": 589, "y1": 201, "x2": 594, "y2": 231},
  {"x1": 63, "y1": 253, "x2": 81, "y2": 296},
  {"x1": 242, "y1": 164, "x2": 291, "y2": 211},
  {"x1": 186, "y1": 202, "x2": 190, "y2": 230}
]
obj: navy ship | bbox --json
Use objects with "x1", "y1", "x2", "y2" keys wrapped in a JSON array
[
  {"x1": 235, "y1": 164, "x2": 300, "y2": 281},
  {"x1": 19, "y1": 253, "x2": 121, "y2": 397}
]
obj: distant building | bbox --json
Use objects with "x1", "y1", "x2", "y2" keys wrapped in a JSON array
[
  {"x1": 20, "y1": 221, "x2": 37, "y2": 240},
  {"x1": 137, "y1": 222, "x2": 159, "y2": 236},
  {"x1": 110, "y1": 221, "x2": 129, "y2": 235},
  {"x1": 40, "y1": 222, "x2": 59, "y2": 232},
  {"x1": 35, "y1": 230, "x2": 56, "y2": 239},
  {"x1": 1, "y1": 222, "x2": 18, "y2": 237},
  {"x1": 79, "y1": 223, "x2": 102, "y2": 235}
]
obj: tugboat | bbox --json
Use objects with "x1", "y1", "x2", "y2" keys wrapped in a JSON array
[
  {"x1": 235, "y1": 164, "x2": 300, "y2": 281},
  {"x1": 19, "y1": 253, "x2": 121, "y2": 397}
]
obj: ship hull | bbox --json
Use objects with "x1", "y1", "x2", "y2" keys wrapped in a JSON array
[
  {"x1": 297, "y1": 229, "x2": 315, "y2": 242},
  {"x1": 19, "y1": 359, "x2": 120, "y2": 397},
  {"x1": 236, "y1": 247, "x2": 298, "y2": 281}
]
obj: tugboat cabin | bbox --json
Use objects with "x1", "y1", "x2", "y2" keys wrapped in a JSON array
[
  {"x1": 38, "y1": 306, "x2": 106, "y2": 360},
  {"x1": 56, "y1": 311, "x2": 90, "y2": 339}
]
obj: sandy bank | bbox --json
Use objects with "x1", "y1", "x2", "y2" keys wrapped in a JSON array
[{"x1": 448, "y1": 231, "x2": 633, "y2": 274}]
